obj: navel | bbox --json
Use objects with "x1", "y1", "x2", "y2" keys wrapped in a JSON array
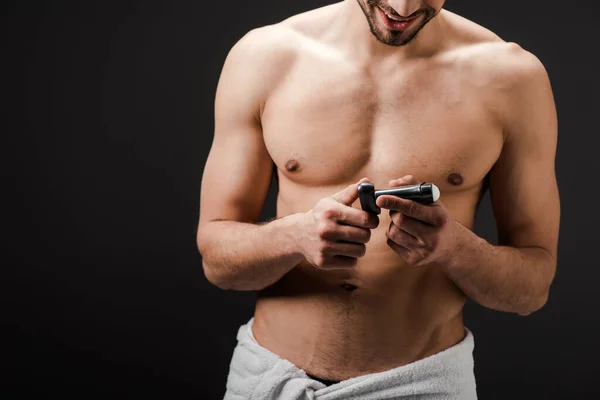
[
  {"x1": 340, "y1": 283, "x2": 358, "y2": 292},
  {"x1": 447, "y1": 172, "x2": 464, "y2": 186},
  {"x1": 285, "y1": 159, "x2": 301, "y2": 172}
]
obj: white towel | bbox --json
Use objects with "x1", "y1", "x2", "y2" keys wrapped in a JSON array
[{"x1": 223, "y1": 317, "x2": 477, "y2": 400}]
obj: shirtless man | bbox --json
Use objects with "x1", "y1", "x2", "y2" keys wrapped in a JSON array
[{"x1": 197, "y1": 0, "x2": 560, "y2": 398}]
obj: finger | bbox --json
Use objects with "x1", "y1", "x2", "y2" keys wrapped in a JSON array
[
  {"x1": 322, "y1": 225, "x2": 372, "y2": 244},
  {"x1": 331, "y1": 177, "x2": 371, "y2": 206},
  {"x1": 333, "y1": 202, "x2": 379, "y2": 229},
  {"x1": 326, "y1": 242, "x2": 367, "y2": 258},
  {"x1": 387, "y1": 221, "x2": 422, "y2": 249},
  {"x1": 389, "y1": 175, "x2": 419, "y2": 187},
  {"x1": 386, "y1": 238, "x2": 411, "y2": 260},
  {"x1": 376, "y1": 196, "x2": 440, "y2": 226},
  {"x1": 389, "y1": 211, "x2": 435, "y2": 240}
]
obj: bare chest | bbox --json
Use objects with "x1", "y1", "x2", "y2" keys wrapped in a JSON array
[{"x1": 262, "y1": 57, "x2": 503, "y2": 195}]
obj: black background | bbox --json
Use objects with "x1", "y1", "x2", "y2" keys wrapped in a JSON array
[{"x1": 3, "y1": 0, "x2": 599, "y2": 398}]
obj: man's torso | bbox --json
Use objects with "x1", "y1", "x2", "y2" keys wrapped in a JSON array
[{"x1": 250, "y1": 4, "x2": 515, "y2": 380}]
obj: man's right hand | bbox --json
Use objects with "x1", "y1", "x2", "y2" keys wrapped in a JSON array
[{"x1": 295, "y1": 178, "x2": 380, "y2": 270}]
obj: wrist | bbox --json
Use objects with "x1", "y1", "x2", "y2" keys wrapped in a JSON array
[
  {"x1": 438, "y1": 221, "x2": 467, "y2": 272},
  {"x1": 273, "y1": 212, "x2": 306, "y2": 263}
]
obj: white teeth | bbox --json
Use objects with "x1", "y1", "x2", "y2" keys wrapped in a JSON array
[{"x1": 380, "y1": 7, "x2": 414, "y2": 22}]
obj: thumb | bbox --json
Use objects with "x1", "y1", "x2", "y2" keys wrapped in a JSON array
[{"x1": 331, "y1": 177, "x2": 370, "y2": 206}]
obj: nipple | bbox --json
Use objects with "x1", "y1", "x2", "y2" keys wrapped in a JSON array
[
  {"x1": 285, "y1": 159, "x2": 301, "y2": 172},
  {"x1": 447, "y1": 172, "x2": 464, "y2": 186}
]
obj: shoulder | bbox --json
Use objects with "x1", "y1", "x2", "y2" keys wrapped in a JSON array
[
  {"x1": 434, "y1": 11, "x2": 555, "y2": 141},
  {"x1": 220, "y1": 6, "x2": 334, "y2": 94},
  {"x1": 461, "y1": 42, "x2": 548, "y2": 90},
  {"x1": 439, "y1": 10, "x2": 549, "y2": 90},
  {"x1": 224, "y1": 3, "x2": 336, "y2": 71},
  {"x1": 493, "y1": 43, "x2": 550, "y2": 94},
  {"x1": 215, "y1": 24, "x2": 301, "y2": 115},
  {"x1": 221, "y1": 24, "x2": 297, "y2": 81},
  {"x1": 439, "y1": 11, "x2": 552, "y2": 123}
]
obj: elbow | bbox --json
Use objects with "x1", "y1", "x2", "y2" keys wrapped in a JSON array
[
  {"x1": 517, "y1": 256, "x2": 555, "y2": 316},
  {"x1": 196, "y1": 227, "x2": 229, "y2": 290},
  {"x1": 201, "y1": 259, "x2": 259, "y2": 291},
  {"x1": 517, "y1": 290, "x2": 549, "y2": 316},
  {"x1": 196, "y1": 223, "x2": 213, "y2": 255},
  {"x1": 202, "y1": 259, "x2": 232, "y2": 290},
  {"x1": 197, "y1": 242, "x2": 241, "y2": 290}
]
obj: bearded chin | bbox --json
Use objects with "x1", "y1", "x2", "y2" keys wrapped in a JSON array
[{"x1": 361, "y1": 2, "x2": 438, "y2": 47}]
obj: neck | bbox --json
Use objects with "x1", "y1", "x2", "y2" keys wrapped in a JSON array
[{"x1": 334, "y1": 0, "x2": 446, "y2": 61}]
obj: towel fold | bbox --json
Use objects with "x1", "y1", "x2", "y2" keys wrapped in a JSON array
[{"x1": 224, "y1": 318, "x2": 477, "y2": 400}]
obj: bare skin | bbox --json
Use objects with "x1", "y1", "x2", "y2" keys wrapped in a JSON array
[{"x1": 197, "y1": 0, "x2": 560, "y2": 382}]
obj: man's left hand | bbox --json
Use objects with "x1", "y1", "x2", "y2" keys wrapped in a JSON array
[{"x1": 376, "y1": 175, "x2": 457, "y2": 267}]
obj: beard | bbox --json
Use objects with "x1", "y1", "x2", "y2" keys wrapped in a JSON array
[{"x1": 357, "y1": 0, "x2": 438, "y2": 46}]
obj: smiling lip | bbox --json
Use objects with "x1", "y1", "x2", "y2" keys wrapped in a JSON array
[{"x1": 376, "y1": 6, "x2": 421, "y2": 31}]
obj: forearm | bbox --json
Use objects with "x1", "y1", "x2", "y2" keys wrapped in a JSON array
[
  {"x1": 444, "y1": 222, "x2": 556, "y2": 316},
  {"x1": 197, "y1": 213, "x2": 305, "y2": 291}
]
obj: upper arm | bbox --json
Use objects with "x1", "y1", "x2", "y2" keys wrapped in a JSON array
[
  {"x1": 198, "y1": 27, "x2": 293, "y2": 232},
  {"x1": 488, "y1": 46, "x2": 560, "y2": 262}
]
